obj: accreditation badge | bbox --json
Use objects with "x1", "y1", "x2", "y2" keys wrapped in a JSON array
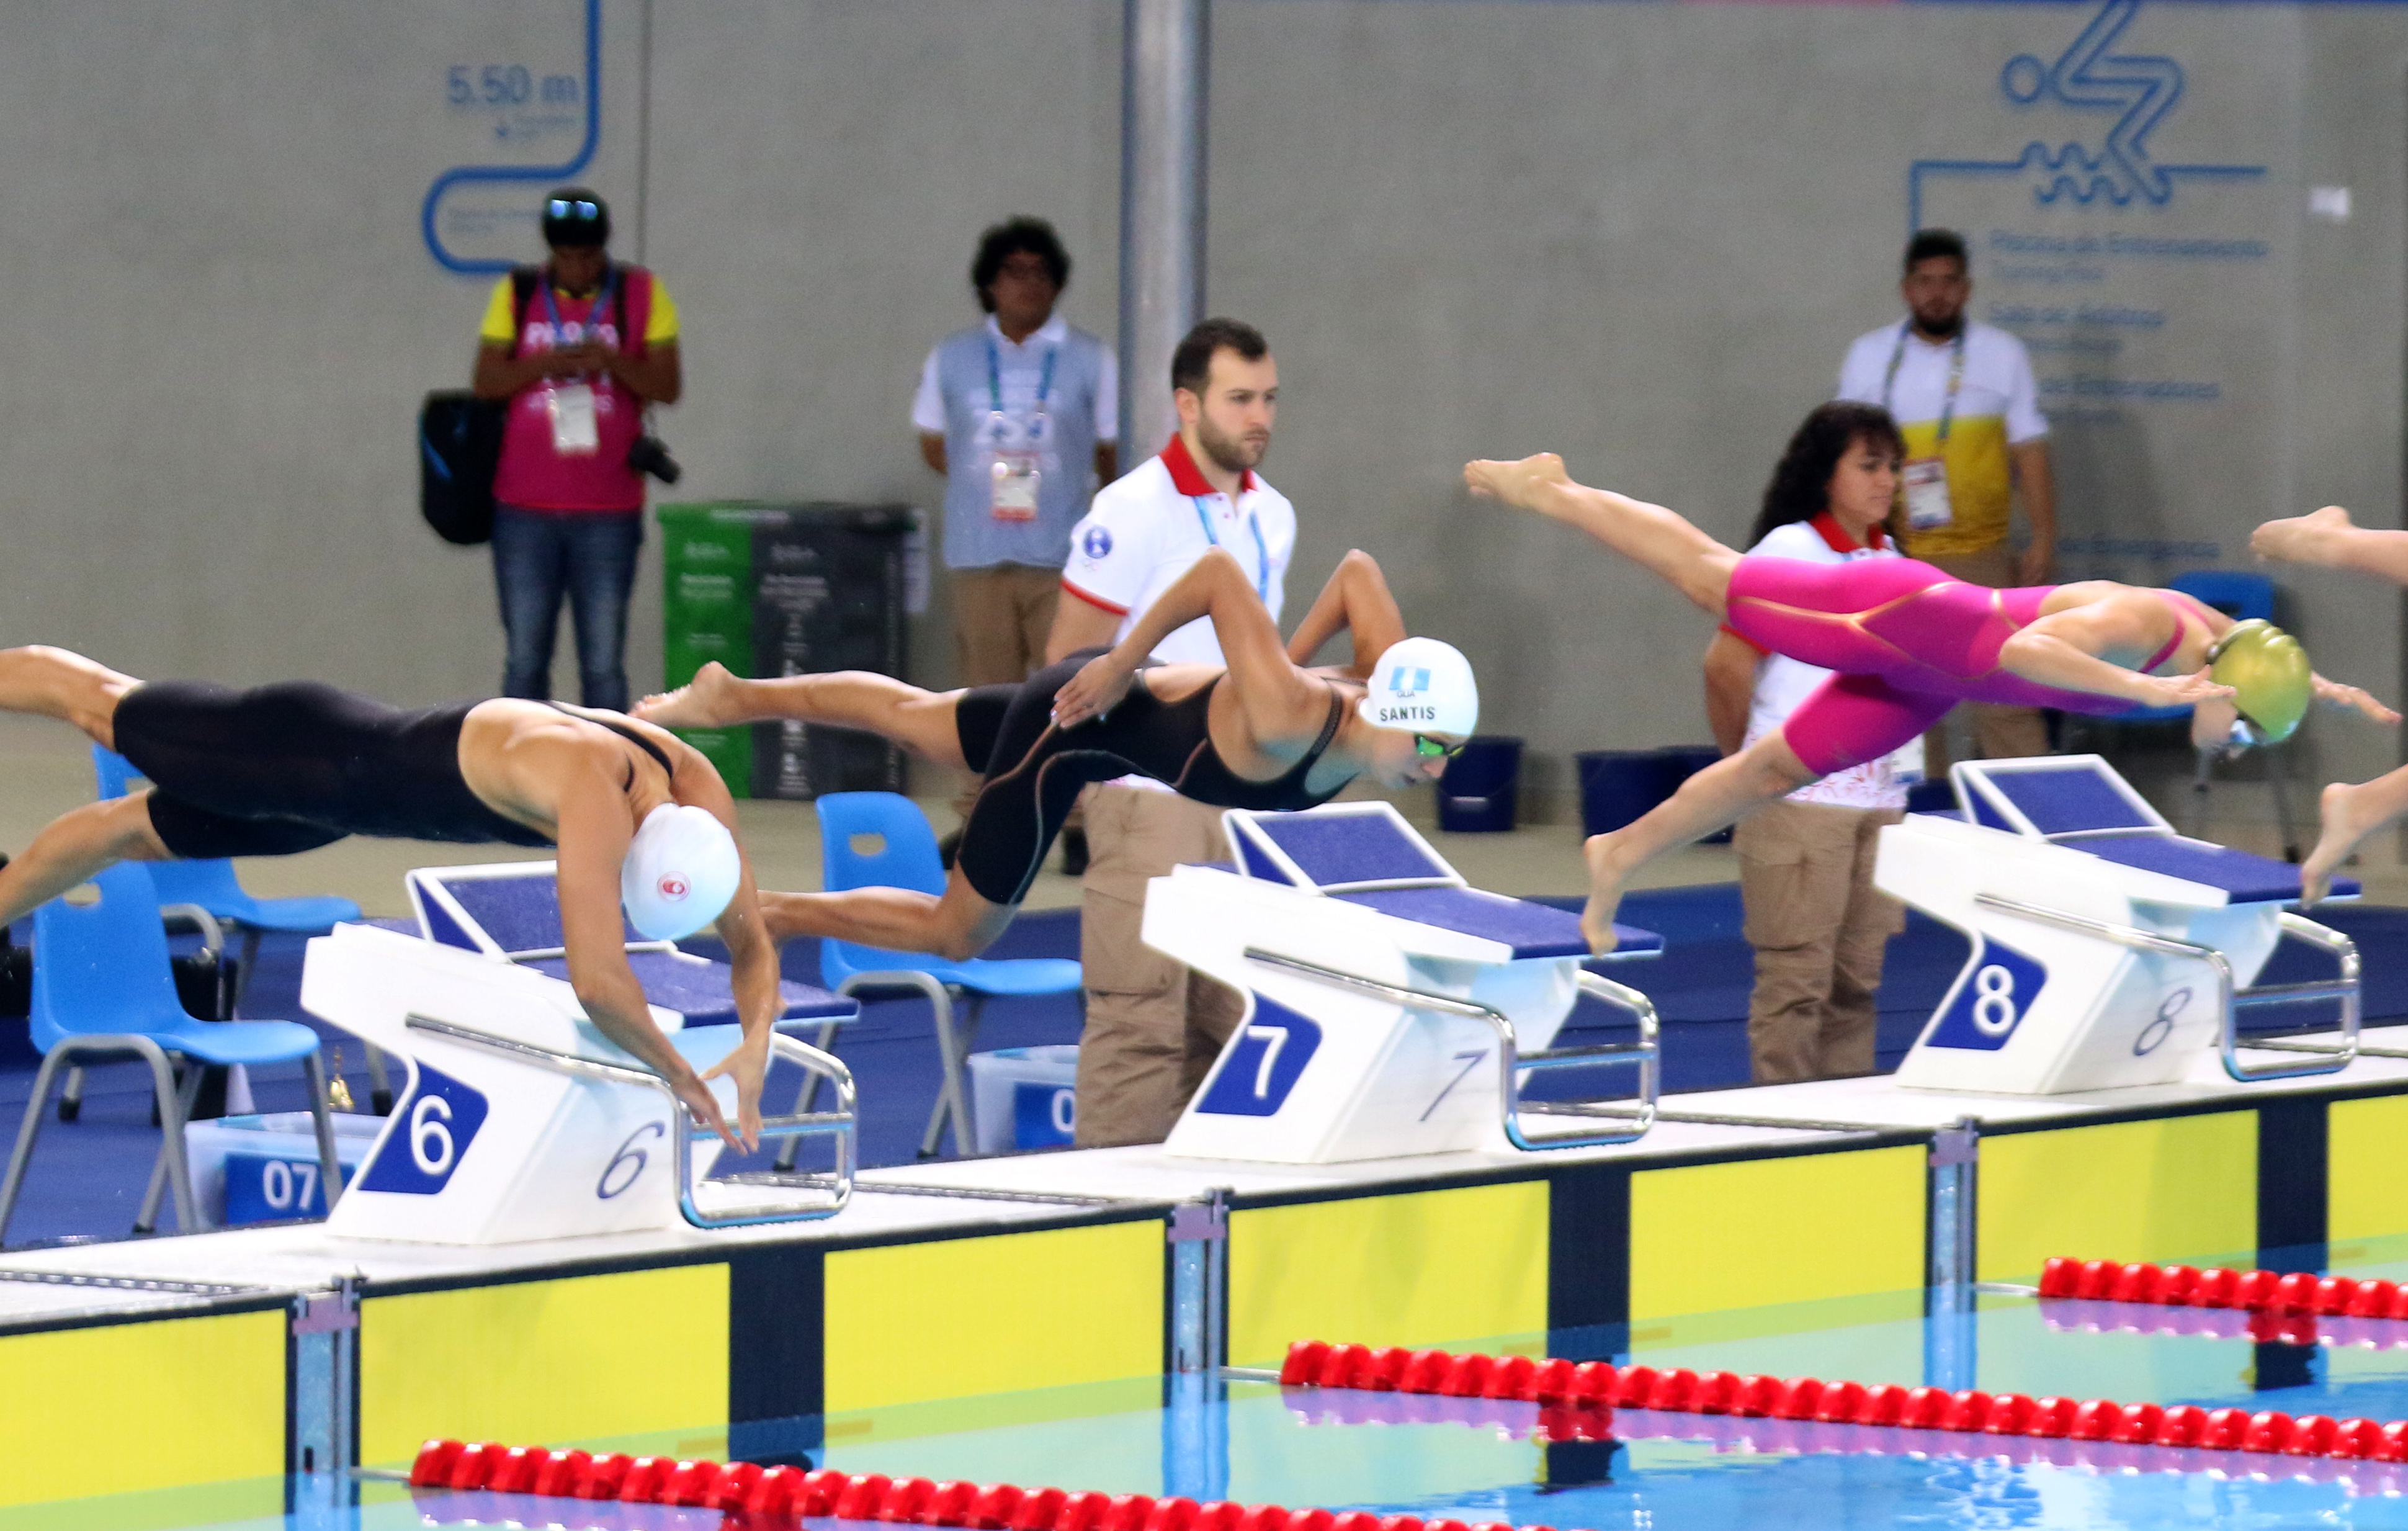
[
  {"x1": 1902, "y1": 457, "x2": 1954, "y2": 531},
  {"x1": 546, "y1": 381, "x2": 601, "y2": 455},
  {"x1": 990, "y1": 448, "x2": 1041, "y2": 522}
]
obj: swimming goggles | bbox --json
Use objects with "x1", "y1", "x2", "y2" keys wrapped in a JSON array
[
  {"x1": 547, "y1": 198, "x2": 604, "y2": 222},
  {"x1": 1413, "y1": 734, "x2": 1467, "y2": 760}
]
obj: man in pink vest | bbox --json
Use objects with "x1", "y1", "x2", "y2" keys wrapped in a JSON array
[{"x1": 471, "y1": 188, "x2": 683, "y2": 712}]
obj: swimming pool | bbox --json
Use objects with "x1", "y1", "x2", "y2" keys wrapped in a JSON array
[{"x1": 56, "y1": 1245, "x2": 2408, "y2": 1531}]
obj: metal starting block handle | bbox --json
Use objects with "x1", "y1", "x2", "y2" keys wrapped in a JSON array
[
  {"x1": 1972, "y1": 896, "x2": 2360, "y2": 1084},
  {"x1": 403, "y1": 1015, "x2": 856, "y2": 1226},
  {"x1": 1241, "y1": 950, "x2": 1660, "y2": 1149}
]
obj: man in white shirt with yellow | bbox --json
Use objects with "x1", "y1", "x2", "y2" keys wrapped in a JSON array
[
  {"x1": 1044, "y1": 318, "x2": 1296, "y2": 1146},
  {"x1": 1837, "y1": 228, "x2": 2057, "y2": 768}
]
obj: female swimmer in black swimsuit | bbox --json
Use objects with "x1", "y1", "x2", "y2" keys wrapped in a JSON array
[
  {"x1": 0, "y1": 647, "x2": 781, "y2": 1147},
  {"x1": 635, "y1": 548, "x2": 1479, "y2": 963}
]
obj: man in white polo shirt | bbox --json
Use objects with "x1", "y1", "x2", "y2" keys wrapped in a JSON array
[
  {"x1": 1044, "y1": 317, "x2": 1296, "y2": 1146},
  {"x1": 1837, "y1": 228, "x2": 2056, "y2": 770}
]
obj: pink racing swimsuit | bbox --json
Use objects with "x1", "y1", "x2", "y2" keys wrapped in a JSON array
[{"x1": 1724, "y1": 556, "x2": 2195, "y2": 776}]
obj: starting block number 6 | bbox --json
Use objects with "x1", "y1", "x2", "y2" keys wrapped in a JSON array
[
  {"x1": 410, "y1": 1095, "x2": 456, "y2": 1176},
  {"x1": 1971, "y1": 965, "x2": 2018, "y2": 1037}
]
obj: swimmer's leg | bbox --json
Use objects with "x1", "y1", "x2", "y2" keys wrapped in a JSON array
[
  {"x1": 0, "y1": 794, "x2": 172, "y2": 928},
  {"x1": 1464, "y1": 453, "x2": 1740, "y2": 616},
  {"x1": 635, "y1": 662, "x2": 972, "y2": 770},
  {"x1": 0, "y1": 645, "x2": 141, "y2": 748},
  {"x1": 1580, "y1": 734, "x2": 1817, "y2": 954},
  {"x1": 759, "y1": 863, "x2": 1013, "y2": 963},
  {"x1": 2302, "y1": 765, "x2": 2408, "y2": 904}
]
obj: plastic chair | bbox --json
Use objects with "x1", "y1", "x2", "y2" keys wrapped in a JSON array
[
  {"x1": 2066, "y1": 571, "x2": 2298, "y2": 856},
  {"x1": 802, "y1": 792, "x2": 1081, "y2": 1159},
  {"x1": 0, "y1": 863, "x2": 346, "y2": 1244},
  {"x1": 82, "y1": 746, "x2": 382, "y2": 1113}
]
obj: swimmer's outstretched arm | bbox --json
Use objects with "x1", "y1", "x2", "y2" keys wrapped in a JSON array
[
  {"x1": 2252, "y1": 506, "x2": 2408, "y2": 585},
  {"x1": 553, "y1": 763, "x2": 749, "y2": 1150},
  {"x1": 1282, "y1": 549, "x2": 1408, "y2": 679},
  {"x1": 1052, "y1": 547, "x2": 1327, "y2": 747},
  {"x1": 1464, "y1": 452, "x2": 1740, "y2": 616},
  {"x1": 2001, "y1": 595, "x2": 2238, "y2": 711}
]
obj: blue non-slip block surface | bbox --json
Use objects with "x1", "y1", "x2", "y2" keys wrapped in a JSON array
[
  {"x1": 519, "y1": 950, "x2": 856, "y2": 1023},
  {"x1": 1335, "y1": 885, "x2": 1660, "y2": 959},
  {"x1": 1989, "y1": 765, "x2": 2159, "y2": 835},
  {"x1": 1251, "y1": 814, "x2": 1451, "y2": 887},
  {"x1": 2069, "y1": 831, "x2": 2361, "y2": 904}
]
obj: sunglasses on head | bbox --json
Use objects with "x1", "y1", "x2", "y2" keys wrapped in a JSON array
[
  {"x1": 546, "y1": 198, "x2": 602, "y2": 220},
  {"x1": 1413, "y1": 734, "x2": 1466, "y2": 760}
]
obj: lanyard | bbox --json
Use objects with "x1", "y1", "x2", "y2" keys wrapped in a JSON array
[
  {"x1": 1192, "y1": 496, "x2": 1271, "y2": 603},
  {"x1": 540, "y1": 265, "x2": 620, "y2": 372},
  {"x1": 1881, "y1": 322, "x2": 1967, "y2": 446},
  {"x1": 986, "y1": 334, "x2": 1059, "y2": 421}
]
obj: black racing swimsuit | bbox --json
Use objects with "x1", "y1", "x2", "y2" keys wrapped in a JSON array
[
  {"x1": 951, "y1": 649, "x2": 1351, "y2": 906},
  {"x1": 112, "y1": 682, "x2": 672, "y2": 860}
]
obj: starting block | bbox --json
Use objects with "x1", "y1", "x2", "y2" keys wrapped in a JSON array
[
  {"x1": 1144, "y1": 802, "x2": 1664, "y2": 1164},
  {"x1": 405, "y1": 861, "x2": 858, "y2": 1033},
  {"x1": 1879, "y1": 756, "x2": 2360, "y2": 1095},
  {"x1": 301, "y1": 922, "x2": 854, "y2": 1244}
]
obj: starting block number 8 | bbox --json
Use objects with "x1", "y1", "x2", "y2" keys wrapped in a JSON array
[{"x1": 1971, "y1": 966, "x2": 2018, "y2": 1036}]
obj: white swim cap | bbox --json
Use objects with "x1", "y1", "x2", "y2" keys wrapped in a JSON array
[
  {"x1": 620, "y1": 804, "x2": 743, "y2": 940},
  {"x1": 1357, "y1": 637, "x2": 1479, "y2": 739}
]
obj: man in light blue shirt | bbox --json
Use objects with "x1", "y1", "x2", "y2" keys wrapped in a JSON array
[{"x1": 913, "y1": 218, "x2": 1119, "y2": 707}]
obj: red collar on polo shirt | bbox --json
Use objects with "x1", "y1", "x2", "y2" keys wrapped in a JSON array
[
  {"x1": 1810, "y1": 511, "x2": 1887, "y2": 553},
  {"x1": 1162, "y1": 433, "x2": 1255, "y2": 498}
]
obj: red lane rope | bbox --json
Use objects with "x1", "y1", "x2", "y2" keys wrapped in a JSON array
[
  {"x1": 2038, "y1": 1256, "x2": 2408, "y2": 1318},
  {"x1": 1274, "y1": 1339, "x2": 2408, "y2": 1461},
  {"x1": 403, "y1": 1440, "x2": 1588, "y2": 1531}
]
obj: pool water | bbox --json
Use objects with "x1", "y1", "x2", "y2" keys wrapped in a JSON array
[{"x1": 47, "y1": 1257, "x2": 2408, "y2": 1531}]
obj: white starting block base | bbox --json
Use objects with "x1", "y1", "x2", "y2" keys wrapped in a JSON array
[
  {"x1": 1881, "y1": 757, "x2": 2359, "y2": 1095},
  {"x1": 1146, "y1": 803, "x2": 1664, "y2": 1165},
  {"x1": 302, "y1": 924, "x2": 850, "y2": 1245}
]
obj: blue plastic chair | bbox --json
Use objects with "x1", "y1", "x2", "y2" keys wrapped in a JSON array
[
  {"x1": 85, "y1": 745, "x2": 378, "y2": 1111},
  {"x1": 811, "y1": 792, "x2": 1081, "y2": 1159},
  {"x1": 0, "y1": 863, "x2": 345, "y2": 1243}
]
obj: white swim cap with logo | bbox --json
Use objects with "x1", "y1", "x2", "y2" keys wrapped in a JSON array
[
  {"x1": 1358, "y1": 637, "x2": 1479, "y2": 738},
  {"x1": 620, "y1": 804, "x2": 743, "y2": 940}
]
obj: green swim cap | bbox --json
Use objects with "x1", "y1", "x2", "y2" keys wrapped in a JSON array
[{"x1": 2208, "y1": 618, "x2": 2312, "y2": 745}]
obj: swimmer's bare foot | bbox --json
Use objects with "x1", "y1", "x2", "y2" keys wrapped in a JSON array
[
  {"x1": 2301, "y1": 778, "x2": 2388, "y2": 904},
  {"x1": 2251, "y1": 505, "x2": 2355, "y2": 567},
  {"x1": 1464, "y1": 453, "x2": 1572, "y2": 516},
  {"x1": 633, "y1": 661, "x2": 751, "y2": 729},
  {"x1": 1579, "y1": 830, "x2": 1632, "y2": 954}
]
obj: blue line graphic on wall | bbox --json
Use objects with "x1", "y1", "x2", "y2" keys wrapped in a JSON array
[
  {"x1": 421, "y1": 0, "x2": 601, "y2": 275},
  {"x1": 1906, "y1": 0, "x2": 2261, "y2": 232}
]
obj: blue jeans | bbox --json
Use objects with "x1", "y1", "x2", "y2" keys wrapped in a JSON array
[{"x1": 492, "y1": 506, "x2": 645, "y2": 712}]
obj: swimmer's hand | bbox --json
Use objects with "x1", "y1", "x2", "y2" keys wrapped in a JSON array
[
  {"x1": 2250, "y1": 505, "x2": 2355, "y2": 567},
  {"x1": 2314, "y1": 672, "x2": 2401, "y2": 726},
  {"x1": 1463, "y1": 453, "x2": 1572, "y2": 514},
  {"x1": 2134, "y1": 668, "x2": 2237, "y2": 711},
  {"x1": 669, "y1": 1062, "x2": 748, "y2": 1152},
  {"x1": 1052, "y1": 651, "x2": 1137, "y2": 730},
  {"x1": 700, "y1": 1031, "x2": 770, "y2": 1151}
]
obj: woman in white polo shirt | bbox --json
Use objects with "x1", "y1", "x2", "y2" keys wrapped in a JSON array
[{"x1": 1701, "y1": 402, "x2": 1919, "y2": 1083}]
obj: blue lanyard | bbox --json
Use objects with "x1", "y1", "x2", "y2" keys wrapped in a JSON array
[
  {"x1": 986, "y1": 334, "x2": 1058, "y2": 421},
  {"x1": 1881, "y1": 322, "x2": 1967, "y2": 445},
  {"x1": 1192, "y1": 496, "x2": 1271, "y2": 603},
  {"x1": 540, "y1": 266, "x2": 620, "y2": 369}
]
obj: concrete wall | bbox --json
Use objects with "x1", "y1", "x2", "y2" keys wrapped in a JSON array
[{"x1": 0, "y1": 0, "x2": 2395, "y2": 803}]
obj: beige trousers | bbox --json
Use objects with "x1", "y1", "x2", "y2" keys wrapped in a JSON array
[
  {"x1": 1736, "y1": 798, "x2": 1905, "y2": 1084},
  {"x1": 1915, "y1": 544, "x2": 2051, "y2": 774},
  {"x1": 949, "y1": 564, "x2": 1062, "y2": 815},
  {"x1": 1072, "y1": 784, "x2": 1245, "y2": 1146}
]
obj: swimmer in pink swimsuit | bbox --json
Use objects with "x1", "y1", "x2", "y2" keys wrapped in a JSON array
[{"x1": 1464, "y1": 452, "x2": 2396, "y2": 953}]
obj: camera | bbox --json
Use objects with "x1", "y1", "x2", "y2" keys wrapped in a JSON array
[{"x1": 627, "y1": 434, "x2": 683, "y2": 485}]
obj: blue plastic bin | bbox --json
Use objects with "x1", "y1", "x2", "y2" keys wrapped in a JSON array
[
  {"x1": 1436, "y1": 736, "x2": 1523, "y2": 833},
  {"x1": 1653, "y1": 745, "x2": 1734, "y2": 845},
  {"x1": 1577, "y1": 747, "x2": 1734, "y2": 843}
]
